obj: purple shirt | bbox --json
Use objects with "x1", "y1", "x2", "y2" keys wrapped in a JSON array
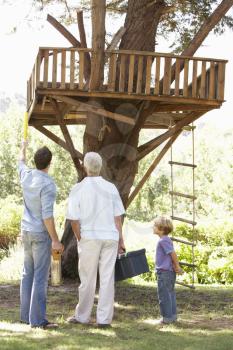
[{"x1": 155, "y1": 236, "x2": 174, "y2": 272}]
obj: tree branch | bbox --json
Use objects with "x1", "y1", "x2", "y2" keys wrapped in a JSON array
[
  {"x1": 47, "y1": 14, "x2": 81, "y2": 48},
  {"x1": 137, "y1": 111, "x2": 206, "y2": 161}
]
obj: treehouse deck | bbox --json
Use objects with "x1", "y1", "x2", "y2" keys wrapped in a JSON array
[{"x1": 27, "y1": 47, "x2": 227, "y2": 130}]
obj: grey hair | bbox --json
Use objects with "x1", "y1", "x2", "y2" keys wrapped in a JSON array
[{"x1": 84, "y1": 152, "x2": 102, "y2": 176}]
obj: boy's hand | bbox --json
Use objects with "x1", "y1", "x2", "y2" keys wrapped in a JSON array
[{"x1": 173, "y1": 264, "x2": 183, "y2": 274}]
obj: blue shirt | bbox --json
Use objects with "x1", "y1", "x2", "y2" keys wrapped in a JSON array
[
  {"x1": 18, "y1": 161, "x2": 56, "y2": 233},
  {"x1": 155, "y1": 236, "x2": 174, "y2": 272}
]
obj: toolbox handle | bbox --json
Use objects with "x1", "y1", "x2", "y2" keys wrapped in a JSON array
[{"x1": 117, "y1": 248, "x2": 127, "y2": 259}]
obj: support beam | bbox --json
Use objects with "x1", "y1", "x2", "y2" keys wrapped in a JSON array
[
  {"x1": 127, "y1": 132, "x2": 181, "y2": 208},
  {"x1": 50, "y1": 98, "x2": 83, "y2": 175},
  {"x1": 33, "y1": 125, "x2": 83, "y2": 160},
  {"x1": 77, "y1": 10, "x2": 91, "y2": 79},
  {"x1": 48, "y1": 95, "x2": 135, "y2": 125},
  {"x1": 137, "y1": 111, "x2": 204, "y2": 161},
  {"x1": 47, "y1": 14, "x2": 81, "y2": 48}
]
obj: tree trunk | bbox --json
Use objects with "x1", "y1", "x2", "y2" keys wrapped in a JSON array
[{"x1": 62, "y1": 0, "x2": 166, "y2": 278}]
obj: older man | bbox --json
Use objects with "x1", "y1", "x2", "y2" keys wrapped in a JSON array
[{"x1": 66, "y1": 152, "x2": 125, "y2": 327}]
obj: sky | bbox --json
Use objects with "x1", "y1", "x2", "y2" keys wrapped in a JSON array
[{"x1": 0, "y1": 0, "x2": 233, "y2": 128}]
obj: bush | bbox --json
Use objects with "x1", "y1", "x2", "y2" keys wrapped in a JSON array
[{"x1": 0, "y1": 196, "x2": 22, "y2": 248}]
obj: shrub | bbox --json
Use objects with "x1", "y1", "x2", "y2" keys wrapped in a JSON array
[{"x1": 0, "y1": 196, "x2": 22, "y2": 248}]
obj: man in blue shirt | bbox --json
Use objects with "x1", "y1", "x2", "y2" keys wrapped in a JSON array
[{"x1": 19, "y1": 141, "x2": 63, "y2": 329}]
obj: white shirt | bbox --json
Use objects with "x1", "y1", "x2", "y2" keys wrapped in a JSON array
[{"x1": 66, "y1": 176, "x2": 125, "y2": 241}]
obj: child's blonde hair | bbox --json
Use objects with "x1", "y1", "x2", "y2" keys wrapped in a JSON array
[{"x1": 154, "y1": 216, "x2": 173, "y2": 235}]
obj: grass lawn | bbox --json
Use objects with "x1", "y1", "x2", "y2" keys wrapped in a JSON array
[{"x1": 0, "y1": 280, "x2": 233, "y2": 350}]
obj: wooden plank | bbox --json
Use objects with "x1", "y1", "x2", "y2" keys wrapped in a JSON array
[
  {"x1": 169, "y1": 191, "x2": 197, "y2": 200},
  {"x1": 48, "y1": 95, "x2": 135, "y2": 125},
  {"x1": 171, "y1": 215, "x2": 197, "y2": 225},
  {"x1": 79, "y1": 51, "x2": 84, "y2": 90},
  {"x1": 154, "y1": 56, "x2": 161, "y2": 95},
  {"x1": 31, "y1": 65, "x2": 35, "y2": 101},
  {"x1": 183, "y1": 59, "x2": 189, "y2": 97},
  {"x1": 174, "y1": 59, "x2": 180, "y2": 96},
  {"x1": 163, "y1": 57, "x2": 172, "y2": 95},
  {"x1": 119, "y1": 54, "x2": 126, "y2": 92},
  {"x1": 39, "y1": 88, "x2": 222, "y2": 106},
  {"x1": 52, "y1": 49, "x2": 57, "y2": 89},
  {"x1": 36, "y1": 51, "x2": 41, "y2": 87},
  {"x1": 109, "y1": 49, "x2": 228, "y2": 63},
  {"x1": 208, "y1": 61, "x2": 216, "y2": 99},
  {"x1": 145, "y1": 56, "x2": 152, "y2": 94},
  {"x1": 43, "y1": 50, "x2": 49, "y2": 88},
  {"x1": 27, "y1": 81, "x2": 30, "y2": 109},
  {"x1": 169, "y1": 161, "x2": 197, "y2": 168},
  {"x1": 200, "y1": 61, "x2": 206, "y2": 98},
  {"x1": 61, "y1": 50, "x2": 66, "y2": 89},
  {"x1": 128, "y1": 54, "x2": 135, "y2": 93},
  {"x1": 107, "y1": 53, "x2": 117, "y2": 92},
  {"x1": 136, "y1": 56, "x2": 143, "y2": 94},
  {"x1": 217, "y1": 62, "x2": 226, "y2": 100},
  {"x1": 192, "y1": 60, "x2": 198, "y2": 98},
  {"x1": 70, "y1": 50, "x2": 75, "y2": 90},
  {"x1": 171, "y1": 237, "x2": 195, "y2": 247},
  {"x1": 32, "y1": 119, "x2": 87, "y2": 126}
]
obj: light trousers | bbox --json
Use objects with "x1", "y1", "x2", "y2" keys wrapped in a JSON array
[{"x1": 75, "y1": 238, "x2": 118, "y2": 324}]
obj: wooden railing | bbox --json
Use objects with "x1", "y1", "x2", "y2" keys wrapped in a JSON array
[{"x1": 27, "y1": 47, "x2": 227, "y2": 109}]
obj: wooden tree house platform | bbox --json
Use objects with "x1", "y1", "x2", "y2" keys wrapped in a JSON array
[
  {"x1": 26, "y1": 47, "x2": 227, "y2": 192},
  {"x1": 27, "y1": 47, "x2": 227, "y2": 127}
]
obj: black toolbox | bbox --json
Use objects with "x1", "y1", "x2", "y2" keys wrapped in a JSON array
[{"x1": 115, "y1": 249, "x2": 149, "y2": 282}]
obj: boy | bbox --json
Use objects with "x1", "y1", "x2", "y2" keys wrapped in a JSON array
[{"x1": 153, "y1": 216, "x2": 182, "y2": 324}]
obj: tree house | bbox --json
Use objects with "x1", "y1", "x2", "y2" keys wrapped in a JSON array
[{"x1": 27, "y1": 47, "x2": 227, "y2": 205}]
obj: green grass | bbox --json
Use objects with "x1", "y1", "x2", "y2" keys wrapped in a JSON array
[{"x1": 0, "y1": 281, "x2": 233, "y2": 350}]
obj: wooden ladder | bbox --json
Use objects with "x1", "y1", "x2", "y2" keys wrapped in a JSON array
[{"x1": 170, "y1": 124, "x2": 197, "y2": 289}]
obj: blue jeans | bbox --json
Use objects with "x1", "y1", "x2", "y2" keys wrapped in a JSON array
[
  {"x1": 20, "y1": 231, "x2": 51, "y2": 327},
  {"x1": 157, "y1": 271, "x2": 177, "y2": 323}
]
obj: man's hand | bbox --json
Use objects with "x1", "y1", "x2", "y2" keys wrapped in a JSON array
[
  {"x1": 118, "y1": 238, "x2": 126, "y2": 254},
  {"x1": 19, "y1": 140, "x2": 28, "y2": 162},
  {"x1": 52, "y1": 240, "x2": 64, "y2": 253}
]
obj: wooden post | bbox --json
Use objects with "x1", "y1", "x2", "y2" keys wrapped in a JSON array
[{"x1": 89, "y1": 0, "x2": 106, "y2": 90}]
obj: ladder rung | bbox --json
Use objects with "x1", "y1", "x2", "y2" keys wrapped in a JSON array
[
  {"x1": 169, "y1": 161, "x2": 197, "y2": 168},
  {"x1": 182, "y1": 125, "x2": 196, "y2": 131},
  {"x1": 179, "y1": 262, "x2": 197, "y2": 268},
  {"x1": 169, "y1": 191, "x2": 197, "y2": 200},
  {"x1": 176, "y1": 281, "x2": 195, "y2": 289},
  {"x1": 171, "y1": 216, "x2": 197, "y2": 225},
  {"x1": 171, "y1": 237, "x2": 196, "y2": 246}
]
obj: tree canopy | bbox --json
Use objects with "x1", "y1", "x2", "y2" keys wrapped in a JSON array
[{"x1": 12, "y1": 0, "x2": 233, "y2": 52}]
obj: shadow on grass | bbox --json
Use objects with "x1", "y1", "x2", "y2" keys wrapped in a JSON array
[{"x1": 0, "y1": 281, "x2": 233, "y2": 350}]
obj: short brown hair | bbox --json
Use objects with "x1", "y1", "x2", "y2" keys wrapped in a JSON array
[
  {"x1": 154, "y1": 216, "x2": 173, "y2": 235},
  {"x1": 34, "y1": 146, "x2": 52, "y2": 170}
]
